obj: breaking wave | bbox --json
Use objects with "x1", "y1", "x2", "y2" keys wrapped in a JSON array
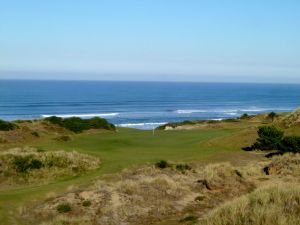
[{"x1": 41, "y1": 113, "x2": 119, "y2": 118}]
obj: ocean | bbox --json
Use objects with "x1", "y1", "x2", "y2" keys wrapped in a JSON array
[{"x1": 1, "y1": 80, "x2": 300, "y2": 129}]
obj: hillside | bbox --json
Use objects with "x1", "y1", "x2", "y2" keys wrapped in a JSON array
[
  {"x1": 23, "y1": 153, "x2": 300, "y2": 225},
  {"x1": 0, "y1": 117, "x2": 115, "y2": 145},
  {"x1": 279, "y1": 108, "x2": 300, "y2": 128},
  {"x1": 0, "y1": 110, "x2": 300, "y2": 224}
]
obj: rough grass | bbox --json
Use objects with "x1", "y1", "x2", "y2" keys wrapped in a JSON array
[
  {"x1": 0, "y1": 114, "x2": 293, "y2": 225},
  {"x1": 24, "y1": 153, "x2": 300, "y2": 225},
  {"x1": 279, "y1": 108, "x2": 300, "y2": 128},
  {"x1": 198, "y1": 184, "x2": 300, "y2": 225},
  {"x1": 0, "y1": 119, "x2": 70, "y2": 144},
  {"x1": 0, "y1": 147, "x2": 100, "y2": 187},
  {"x1": 263, "y1": 153, "x2": 300, "y2": 179},
  {"x1": 25, "y1": 162, "x2": 254, "y2": 225}
]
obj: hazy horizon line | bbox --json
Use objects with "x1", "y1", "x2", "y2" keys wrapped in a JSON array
[{"x1": 1, "y1": 78, "x2": 300, "y2": 85}]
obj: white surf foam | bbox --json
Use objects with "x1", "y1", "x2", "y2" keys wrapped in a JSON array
[
  {"x1": 41, "y1": 113, "x2": 119, "y2": 118},
  {"x1": 117, "y1": 122, "x2": 167, "y2": 129},
  {"x1": 225, "y1": 112, "x2": 238, "y2": 116},
  {"x1": 175, "y1": 109, "x2": 208, "y2": 114},
  {"x1": 175, "y1": 107, "x2": 293, "y2": 115},
  {"x1": 175, "y1": 109, "x2": 238, "y2": 114}
]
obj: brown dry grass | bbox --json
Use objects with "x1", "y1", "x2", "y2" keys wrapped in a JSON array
[
  {"x1": 22, "y1": 153, "x2": 300, "y2": 225},
  {"x1": 25, "y1": 161, "x2": 254, "y2": 225},
  {"x1": 198, "y1": 183, "x2": 300, "y2": 225},
  {"x1": 0, "y1": 120, "x2": 70, "y2": 145},
  {"x1": 279, "y1": 108, "x2": 300, "y2": 128},
  {"x1": 0, "y1": 147, "x2": 100, "y2": 188}
]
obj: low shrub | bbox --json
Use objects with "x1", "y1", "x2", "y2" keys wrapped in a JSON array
[
  {"x1": 268, "y1": 111, "x2": 277, "y2": 122},
  {"x1": 243, "y1": 126, "x2": 300, "y2": 153},
  {"x1": 13, "y1": 155, "x2": 44, "y2": 173},
  {"x1": 195, "y1": 195, "x2": 205, "y2": 202},
  {"x1": 155, "y1": 160, "x2": 169, "y2": 169},
  {"x1": 36, "y1": 148, "x2": 45, "y2": 152},
  {"x1": 56, "y1": 203, "x2": 72, "y2": 213},
  {"x1": 0, "y1": 148, "x2": 100, "y2": 186},
  {"x1": 0, "y1": 119, "x2": 17, "y2": 131},
  {"x1": 82, "y1": 200, "x2": 92, "y2": 207},
  {"x1": 176, "y1": 164, "x2": 192, "y2": 172},
  {"x1": 278, "y1": 136, "x2": 300, "y2": 153},
  {"x1": 45, "y1": 116, "x2": 115, "y2": 133},
  {"x1": 247, "y1": 126, "x2": 284, "y2": 151},
  {"x1": 240, "y1": 113, "x2": 251, "y2": 119},
  {"x1": 45, "y1": 116, "x2": 63, "y2": 126}
]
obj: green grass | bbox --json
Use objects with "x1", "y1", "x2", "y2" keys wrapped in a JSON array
[
  {"x1": 37, "y1": 128, "x2": 244, "y2": 173},
  {"x1": 0, "y1": 126, "x2": 261, "y2": 224}
]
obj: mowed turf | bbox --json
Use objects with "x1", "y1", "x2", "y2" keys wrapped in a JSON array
[{"x1": 0, "y1": 126, "x2": 261, "y2": 224}]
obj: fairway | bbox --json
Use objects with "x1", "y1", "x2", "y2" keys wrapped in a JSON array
[
  {"x1": 0, "y1": 126, "x2": 261, "y2": 224},
  {"x1": 37, "y1": 127, "x2": 258, "y2": 173}
]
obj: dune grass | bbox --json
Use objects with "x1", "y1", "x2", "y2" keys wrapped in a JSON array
[
  {"x1": 0, "y1": 126, "x2": 262, "y2": 224},
  {"x1": 198, "y1": 183, "x2": 300, "y2": 225}
]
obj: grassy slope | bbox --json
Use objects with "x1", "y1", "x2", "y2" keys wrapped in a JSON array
[{"x1": 0, "y1": 123, "x2": 263, "y2": 224}]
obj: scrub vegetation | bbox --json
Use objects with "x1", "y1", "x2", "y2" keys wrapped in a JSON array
[
  {"x1": 0, "y1": 119, "x2": 17, "y2": 131},
  {"x1": 1, "y1": 109, "x2": 300, "y2": 224},
  {"x1": 45, "y1": 116, "x2": 116, "y2": 133},
  {"x1": 0, "y1": 147, "x2": 100, "y2": 187},
  {"x1": 24, "y1": 153, "x2": 300, "y2": 225}
]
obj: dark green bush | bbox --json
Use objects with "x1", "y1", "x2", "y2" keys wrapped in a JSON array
[
  {"x1": 88, "y1": 117, "x2": 115, "y2": 130},
  {"x1": 45, "y1": 116, "x2": 115, "y2": 133},
  {"x1": 13, "y1": 155, "x2": 44, "y2": 173},
  {"x1": 0, "y1": 119, "x2": 17, "y2": 131},
  {"x1": 252, "y1": 126, "x2": 284, "y2": 150},
  {"x1": 30, "y1": 159, "x2": 44, "y2": 169},
  {"x1": 155, "y1": 160, "x2": 169, "y2": 169},
  {"x1": 62, "y1": 117, "x2": 88, "y2": 133},
  {"x1": 56, "y1": 203, "x2": 72, "y2": 213},
  {"x1": 243, "y1": 126, "x2": 300, "y2": 154},
  {"x1": 45, "y1": 116, "x2": 63, "y2": 126},
  {"x1": 278, "y1": 136, "x2": 300, "y2": 153},
  {"x1": 268, "y1": 112, "x2": 277, "y2": 122},
  {"x1": 240, "y1": 113, "x2": 250, "y2": 119}
]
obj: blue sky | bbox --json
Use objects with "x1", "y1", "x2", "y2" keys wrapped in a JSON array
[{"x1": 0, "y1": 0, "x2": 300, "y2": 82}]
